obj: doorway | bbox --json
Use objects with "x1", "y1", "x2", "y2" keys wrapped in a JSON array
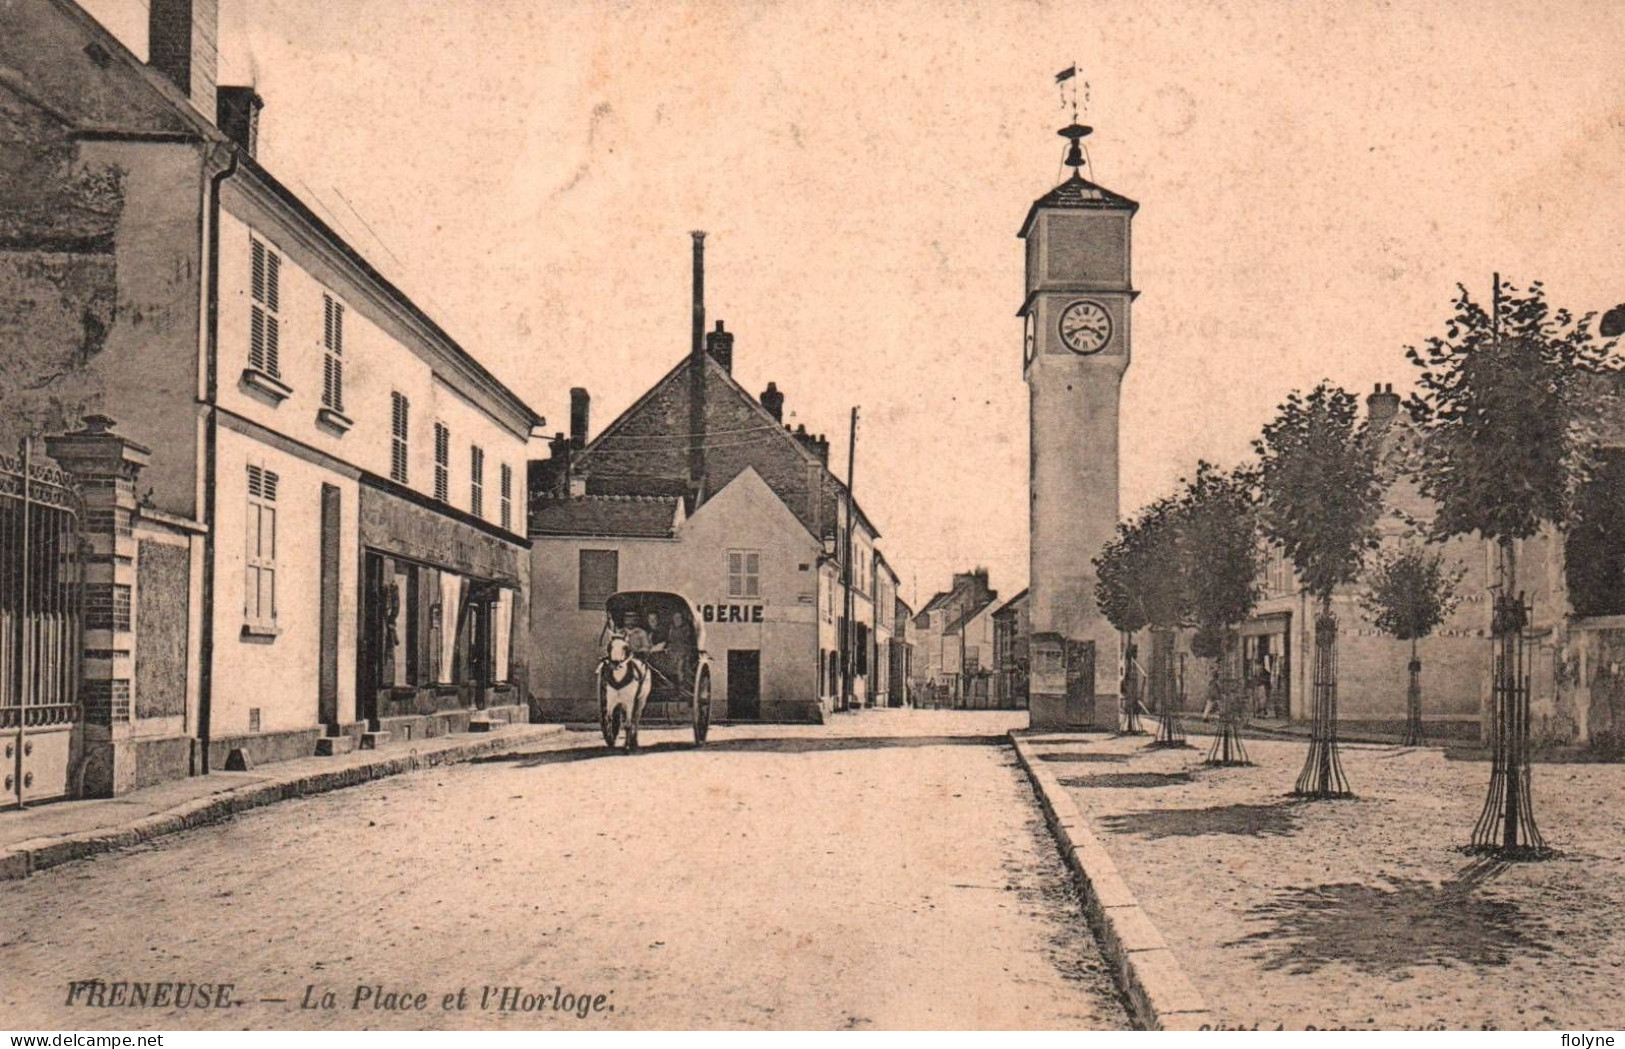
[{"x1": 727, "y1": 649, "x2": 761, "y2": 720}]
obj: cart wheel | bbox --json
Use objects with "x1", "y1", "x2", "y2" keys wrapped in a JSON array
[{"x1": 693, "y1": 666, "x2": 712, "y2": 745}]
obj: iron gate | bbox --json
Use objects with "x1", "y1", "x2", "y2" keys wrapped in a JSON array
[{"x1": 0, "y1": 440, "x2": 82, "y2": 808}]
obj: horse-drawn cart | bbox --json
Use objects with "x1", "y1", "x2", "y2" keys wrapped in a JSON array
[{"x1": 596, "y1": 591, "x2": 714, "y2": 751}]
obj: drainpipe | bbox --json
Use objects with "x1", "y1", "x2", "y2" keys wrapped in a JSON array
[{"x1": 197, "y1": 143, "x2": 238, "y2": 775}]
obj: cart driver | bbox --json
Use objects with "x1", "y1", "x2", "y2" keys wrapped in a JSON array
[{"x1": 622, "y1": 612, "x2": 653, "y2": 655}]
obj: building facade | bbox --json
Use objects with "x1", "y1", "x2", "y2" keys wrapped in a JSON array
[
  {"x1": 0, "y1": 0, "x2": 542, "y2": 794},
  {"x1": 529, "y1": 243, "x2": 896, "y2": 721},
  {"x1": 528, "y1": 468, "x2": 833, "y2": 722}
]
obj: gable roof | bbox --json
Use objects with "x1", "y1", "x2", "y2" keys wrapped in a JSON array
[
  {"x1": 945, "y1": 593, "x2": 999, "y2": 634},
  {"x1": 528, "y1": 494, "x2": 682, "y2": 539},
  {"x1": 575, "y1": 350, "x2": 882, "y2": 538},
  {"x1": 992, "y1": 588, "x2": 1029, "y2": 618}
]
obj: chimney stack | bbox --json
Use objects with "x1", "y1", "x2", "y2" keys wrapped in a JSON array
[
  {"x1": 706, "y1": 320, "x2": 734, "y2": 373},
  {"x1": 690, "y1": 231, "x2": 706, "y2": 363},
  {"x1": 1367, "y1": 382, "x2": 1401, "y2": 426},
  {"x1": 569, "y1": 387, "x2": 590, "y2": 449},
  {"x1": 148, "y1": 0, "x2": 218, "y2": 122},
  {"x1": 216, "y1": 87, "x2": 263, "y2": 157},
  {"x1": 687, "y1": 232, "x2": 707, "y2": 503},
  {"x1": 760, "y1": 382, "x2": 784, "y2": 422}
]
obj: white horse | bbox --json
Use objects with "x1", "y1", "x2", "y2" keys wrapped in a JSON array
[{"x1": 598, "y1": 632, "x2": 653, "y2": 752}]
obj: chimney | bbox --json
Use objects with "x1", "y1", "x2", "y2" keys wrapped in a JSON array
[
  {"x1": 687, "y1": 232, "x2": 707, "y2": 503},
  {"x1": 706, "y1": 320, "x2": 734, "y2": 373},
  {"x1": 690, "y1": 232, "x2": 706, "y2": 362},
  {"x1": 761, "y1": 382, "x2": 784, "y2": 422},
  {"x1": 148, "y1": 0, "x2": 218, "y2": 122},
  {"x1": 1367, "y1": 382, "x2": 1401, "y2": 426},
  {"x1": 569, "y1": 387, "x2": 590, "y2": 450},
  {"x1": 216, "y1": 87, "x2": 263, "y2": 157}
]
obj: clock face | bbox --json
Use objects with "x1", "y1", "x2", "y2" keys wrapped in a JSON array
[{"x1": 1058, "y1": 300, "x2": 1112, "y2": 355}]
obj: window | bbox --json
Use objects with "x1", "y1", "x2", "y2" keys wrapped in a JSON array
[
  {"x1": 500, "y1": 463, "x2": 513, "y2": 532},
  {"x1": 245, "y1": 465, "x2": 278, "y2": 628},
  {"x1": 322, "y1": 294, "x2": 345, "y2": 412},
  {"x1": 470, "y1": 445, "x2": 485, "y2": 518},
  {"x1": 579, "y1": 549, "x2": 618, "y2": 610},
  {"x1": 433, "y1": 423, "x2": 449, "y2": 502},
  {"x1": 728, "y1": 550, "x2": 761, "y2": 599},
  {"x1": 249, "y1": 238, "x2": 281, "y2": 378},
  {"x1": 390, "y1": 392, "x2": 409, "y2": 483}
]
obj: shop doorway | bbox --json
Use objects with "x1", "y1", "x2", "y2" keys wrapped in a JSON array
[{"x1": 727, "y1": 649, "x2": 761, "y2": 720}]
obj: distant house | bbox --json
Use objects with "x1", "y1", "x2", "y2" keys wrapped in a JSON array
[
  {"x1": 910, "y1": 569, "x2": 997, "y2": 707},
  {"x1": 992, "y1": 589, "x2": 1030, "y2": 709},
  {"x1": 529, "y1": 254, "x2": 899, "y2": 719}
]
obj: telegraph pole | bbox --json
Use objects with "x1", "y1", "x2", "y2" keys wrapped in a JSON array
[{"x1": 840, "y1": 407, "x2": 858, "y2": 712}]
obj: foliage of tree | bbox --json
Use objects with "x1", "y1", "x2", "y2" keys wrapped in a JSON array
[
  {"x1": 1405, "y1": 279, "x2": 1612, "y2": 551},
  {"x1": 1565, "y1": 448, "x2": 1625, "y2": 618},
  {"x1": 1360, "y1": 544, "x2": 1464, "y2": 643},
  {"x1": 1175, "y1": 462, "x2": 1263, "y2": 660},
  {"x1": 1095, "y1": 493, "x2": 1189, "y2": 637},
  {"x1": 1254, "y1": 382, "x2": 1387, "y2": 609}
]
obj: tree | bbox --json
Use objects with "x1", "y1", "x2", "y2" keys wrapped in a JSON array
[
  {"x1": 1254, "y1": 382, "x2": 1388, "y2": 798},
  {"x1": 1176, "y1": 462, "x2": 1263, "y2": 765},
  {"x1": 1096, "y1": 494, "x2": 1191, "y2": 740},
  {"x1": 1360, "y1": 544, "x2": 1464, "y2": 746},
  {"x1": 1406, "y1": 276, "x2": 1614, "y2": 858}
]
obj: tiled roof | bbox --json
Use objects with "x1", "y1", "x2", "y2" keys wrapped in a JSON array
[
  {"x1": 1018, "y1": 173, "x2": 1138, "y2": 237},
  {"x1": 528, "y1": 495, "x2": 680, "y2": 539},
  {"x1": 945, "y1": 594, "x2": 998, "y2": 635}
]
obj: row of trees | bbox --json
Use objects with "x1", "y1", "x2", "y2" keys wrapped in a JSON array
[{"x1": 1095, "y1": 278, "x2": 1617, "y2": 857}]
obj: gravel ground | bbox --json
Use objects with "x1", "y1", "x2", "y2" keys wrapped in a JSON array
[
  {"x1": 1037, "y1": 728, "x2": 1625, "y2": 1031},
  {"x1": 0, "y1": 712, "x2": 1130, "y2": 1031}
]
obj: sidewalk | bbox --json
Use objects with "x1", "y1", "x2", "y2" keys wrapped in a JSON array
[
  {"x1": 1019, "y1": 724, "x2": 1625, "y2": 1031},
  {"x1": 0, "y1": 722, "x2": 570, "y2": 882}
]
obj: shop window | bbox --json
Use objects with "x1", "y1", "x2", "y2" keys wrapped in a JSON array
[
  {"x1": 391, "y1": 392, "x2": 410, "y2": 483},
  {"x1": 471, "y1": 445, "x2": 485, "y2": 518},
  {"x1": 249, "y1": 238, "x2": 281, "y2": 378},
  {"x1": 433, "y1": 423, "x2": 450, "y2": 502},
  {"x1": 245, "y1": 465, "x2": 278, "y2": 630},
  {"x1": 579, "y1": 549, "x2": 618, "y2": 610},
  {"x1": 322, "y1": 294, "x2": 345, "y2": 412},
  {"x1": 728, "y1": 549, "x2": 761, "y2": 599}
]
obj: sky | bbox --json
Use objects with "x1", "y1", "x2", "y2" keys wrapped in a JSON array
[{"x1": 80, "y1": 0, "x2": 1625, "y2": 606}]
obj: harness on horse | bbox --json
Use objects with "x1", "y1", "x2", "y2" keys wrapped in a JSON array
[{"x1": 602, "y1": 658, "x2": 647, "y2": 691}]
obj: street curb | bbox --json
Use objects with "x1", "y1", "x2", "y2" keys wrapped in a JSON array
[
  {"x1": 1009, "y1": 731, "x2": 1215, "y2": 1032},
  {"x1": 0, "y1": 725, "x2": 567, "y2": 884}
]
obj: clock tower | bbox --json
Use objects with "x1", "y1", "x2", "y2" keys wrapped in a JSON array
[{"x1": 1019, "y1": 122, "x2": 1137, "y2": 730}]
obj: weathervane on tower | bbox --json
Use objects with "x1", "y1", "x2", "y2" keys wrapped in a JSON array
[{"x1": 1055, "y1": 63, "x2": 1092, "y2": 177}]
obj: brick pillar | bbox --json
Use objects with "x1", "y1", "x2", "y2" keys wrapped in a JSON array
[{"x1": 46, "y1": 415, "x2": 151, "y2": 797}]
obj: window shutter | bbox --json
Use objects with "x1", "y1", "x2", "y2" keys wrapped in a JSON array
[
  {"x1": 265, "y1": 251, "x2": 280, "y2": 312},
  {"x1": 251, "y1": 240, "x2": 266, "y2": 303},
  {"x1": 391, "y1": 393, "x2": 410, "y2": 483},
  {"x1": 249, "y1": 309, "x2": 266, "y2": 372},
  {"x1": 433, "y1": 423, "x2": 449, "y2": 502},
  {"x1": 265, "y1": 315, "x2": 279, "y2": 376}
]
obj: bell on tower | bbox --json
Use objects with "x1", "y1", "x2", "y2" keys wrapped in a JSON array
[
  {"x1": 1059, "y1": 122, "x2": 1092, "y2": 174},
  {"x1": 1019, "y1": 94, "x2": 1139, "y2": 733}
]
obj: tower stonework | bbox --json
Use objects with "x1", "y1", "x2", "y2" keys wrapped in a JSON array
[{"x1": 1019, "y1": 128, "x2": 1137, "y2": 730}]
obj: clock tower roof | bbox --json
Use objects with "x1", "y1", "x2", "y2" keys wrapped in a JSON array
[{"x1": 1018, "y1": 173, "x2": 1139, "y2": 238}]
